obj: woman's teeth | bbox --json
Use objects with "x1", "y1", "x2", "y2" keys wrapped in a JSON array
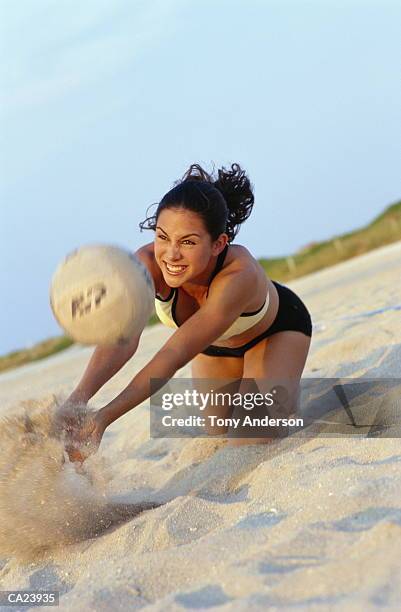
[{"x1": 165, "y1": 263, "x2": 187, "y2": 274}]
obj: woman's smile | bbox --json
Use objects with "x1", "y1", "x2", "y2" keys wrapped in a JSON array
[
  {"x1": 164, "y1": 261, "x2": 188, "y2": 276},
  {"x1": 154, "y1": 208, "x2": 227, "y2": 285}
]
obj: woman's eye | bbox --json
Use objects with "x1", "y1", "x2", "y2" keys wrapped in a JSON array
[
  {"x1": 182, "y1": 240, "x2": 195, "y2": 245},
  {"x1": 157, "y1": 234, "x2": 167, "y2": 240}
]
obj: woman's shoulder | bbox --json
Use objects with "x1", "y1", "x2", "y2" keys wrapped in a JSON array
[
  {"x1": 207, "y1": 243, "x2": 268, "y2": 312},
  {"x1": 222, "y1": 243, "x2": 263, "y2": 279},
  {"x1": 135, "y1": 243, "x2": 163, "y2": 291},
  {"x1": 207, "y1": 244, "x2": 266, "y2": 303}
]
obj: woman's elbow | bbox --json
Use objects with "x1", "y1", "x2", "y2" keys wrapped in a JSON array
[{"x1": 157, "y1": 346, "x2": 190, "y2": 374}]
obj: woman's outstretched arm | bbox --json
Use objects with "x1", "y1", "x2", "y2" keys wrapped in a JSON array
[
  {"x1": 67, "y1": 335, "x2": 141, "y2": 404},
  {"x1": 97, "y1": 268, "x2": 255, "y2": 428}
]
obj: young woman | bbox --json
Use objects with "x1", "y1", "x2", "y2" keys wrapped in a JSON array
[{"x1": 61, "y1": 163, "x2": 312, "y2": 458}]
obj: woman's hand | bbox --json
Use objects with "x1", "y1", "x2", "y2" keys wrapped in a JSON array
[
  {"x1": 53, "y1": 400, "x2": 85, "y2": 435},
  {"x1": 53, "y1": 402, "x2": 107, "y2": 463},
  {"x1": 64, "y1": 411, "x2": 106, "y2": 463}
]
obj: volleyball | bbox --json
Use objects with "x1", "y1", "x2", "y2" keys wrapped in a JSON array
[{"x1": 50, "y1": 244, "x2": 155, "y2": 346}]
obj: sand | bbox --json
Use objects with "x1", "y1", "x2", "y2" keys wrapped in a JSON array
[{"x1": 0, "y1": 241, "x2": 401, "y2": 611}]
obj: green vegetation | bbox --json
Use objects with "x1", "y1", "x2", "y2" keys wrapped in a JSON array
[
  {"x1": 0, "y1": 316, "x2": 161, "y2": 374},
  {"x1": 260, "y1": 199, "x2": 401, "y2": 282},
  {"x1": 1, "y1": 198, "x2": 400, "y2": 373},
  {"x1": 0, "y1": 336, "x2": 74, "y2": 374}
]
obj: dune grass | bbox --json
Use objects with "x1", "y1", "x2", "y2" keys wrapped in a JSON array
[
  {"x1": 259, "y1": 200, "x2": 401, "y2": 282},
  {"x1": 1, "y1": 199, "x2": 400, "y2": 374},
  {"x1": 0, "y1": 336, "x2": 75, "y2": 374}
]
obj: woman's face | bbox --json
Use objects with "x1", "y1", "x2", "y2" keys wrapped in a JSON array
[{"x1": 154, "y1": 207, "x2": 224, "y2": 286}]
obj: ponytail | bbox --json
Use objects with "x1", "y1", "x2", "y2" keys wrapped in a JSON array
[{"x1": 213, "y1": 164, "x2": 254, "y2": 242}]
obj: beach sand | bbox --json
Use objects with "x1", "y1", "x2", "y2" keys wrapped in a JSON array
[{"x1": 0, "y1": 241, "x2": 401, "y2": 610}]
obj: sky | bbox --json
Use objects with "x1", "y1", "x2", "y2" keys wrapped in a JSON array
[{"x1": 0, "y1": 0, "x2": 400, "y2": 355}]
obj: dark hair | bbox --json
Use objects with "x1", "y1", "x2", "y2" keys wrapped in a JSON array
[{"x1": 139, "y1": 163, "x2": 254, "y2": 243}]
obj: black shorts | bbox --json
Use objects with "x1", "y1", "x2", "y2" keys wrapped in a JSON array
[{"x1": 201, "y1": 281, "x2": 312, "y2": 358}]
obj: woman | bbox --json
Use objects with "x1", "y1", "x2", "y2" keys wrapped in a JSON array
[{"x1": 60, "y1": 163, "x2": 312, "y2": 458}]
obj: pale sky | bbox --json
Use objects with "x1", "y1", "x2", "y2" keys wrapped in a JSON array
[{"x1": 1, "y1": 0, "x2": 400, "y2": 354}]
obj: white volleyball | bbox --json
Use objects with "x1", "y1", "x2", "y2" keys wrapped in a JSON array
[{"x1": 50, "y1": 244, "x2": 155, "y2": 346}]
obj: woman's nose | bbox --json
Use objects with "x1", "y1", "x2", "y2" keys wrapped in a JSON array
[{"x1": 166, "y1": 243, "x2": 182, "y2": 260}]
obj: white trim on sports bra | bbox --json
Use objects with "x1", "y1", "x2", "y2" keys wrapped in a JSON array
[{"x1": 154, "y1": 287, "x2": 270, "y2": 341}]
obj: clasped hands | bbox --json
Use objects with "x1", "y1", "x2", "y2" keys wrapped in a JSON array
[{"x1": 53, "y1": 401, "x2": 107, "y2": 463}]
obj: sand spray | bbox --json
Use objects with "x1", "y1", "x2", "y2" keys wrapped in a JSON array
[{"x1": 0, "y1": 396, "x2": 158, "y2": 561}]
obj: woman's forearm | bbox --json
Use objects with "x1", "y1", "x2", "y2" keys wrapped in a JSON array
[
  {"x1": 98, "y1": 348, "x2": 180, "y2": 427},
  {"x1": 69, "y1": 336, "x2": 140, "y2": 403}
]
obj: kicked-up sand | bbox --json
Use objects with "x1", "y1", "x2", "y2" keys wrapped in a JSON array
[{"x1": 0, "y1": 241, "x2": 401, "y2": 610}]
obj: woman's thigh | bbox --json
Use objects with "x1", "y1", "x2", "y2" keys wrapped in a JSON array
[
  {"x1": 191, "y1": 353, "x2": 244, "y2": 434},
  {"x1": 229, "y1": 331, "x2": 311, "y2": 445},
  {"x1": 192, "y1": 352, "x2": 244, "y2": 379},
  {"x1": 243, "y1": 330, "x2": 311, "y2": 379}
]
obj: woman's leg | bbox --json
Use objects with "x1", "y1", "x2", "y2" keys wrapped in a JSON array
[
  {"x1": 191, "y1": 352, "x2": 243, "y2": 435},
  {"x1": 227, "y1": 331, "x2": 311, "y2": 446}
]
